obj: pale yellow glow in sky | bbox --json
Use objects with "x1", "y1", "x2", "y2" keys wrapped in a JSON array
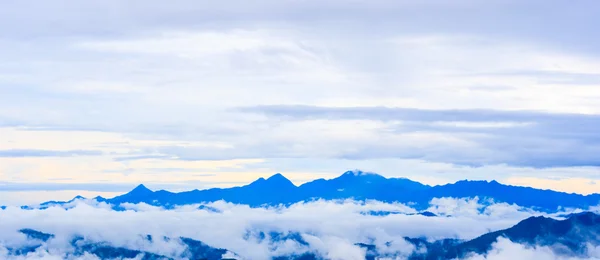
[
  {"x1": 505, "y1": 177, "x2": 600, "y2": 196},
  {"x1": 1, "y1": 127, "x2": 600, "y2": 200}
]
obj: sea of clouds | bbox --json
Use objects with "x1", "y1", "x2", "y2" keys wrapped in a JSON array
[{"x1": 0, "y1": 198, "x2": 599, "y2": 260}]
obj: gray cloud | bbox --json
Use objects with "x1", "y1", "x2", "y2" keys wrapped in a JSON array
[
  {"x1": 467, "y1": 70, "x2": 600, "y2": 86},
  {"x1": 2, "y1": 0, "x2": 600, "y2": 54},
  {"x1": 238, "y1": 105, "x2": 599, "y2": 123},
  {"x1": 237, "y1": 105, "x2": 600, "y2": 167}
]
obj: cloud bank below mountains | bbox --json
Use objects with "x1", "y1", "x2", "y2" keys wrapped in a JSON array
[{"x1": 1, "y1": 198, "x2": 600, "y2": 259}]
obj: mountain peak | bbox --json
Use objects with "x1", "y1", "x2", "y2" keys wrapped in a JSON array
[
  {"x1": 248, "y1": 177, "x2": 266, "y2": 186},
  {"x1": 72, "y1": 195, "x2": 85, "y2": 200},
  {"x1": 267, "y1": 173, "x2": 287, "y2": 181},
  {"x1": 342, "y1": 170, "x2": 381, "y2": 177},
  {"x1": 93, "y1": 196, "x2": 107, "y2": 202},
  {"x1": 248, "y1": 173, "x2": 296, "y2": 189},
  {"x1": 129, "y1": 184, "x2": 152, "y2": 195},
  {"x1": 339, "y1": 170, "x2": 385, "y2": 181},
  {"x1": 266, "y1": 173, "x2": 296, "y2": 187},
  {"x1": 454, "y1": 179, "x2": 488, "y2": 185}
]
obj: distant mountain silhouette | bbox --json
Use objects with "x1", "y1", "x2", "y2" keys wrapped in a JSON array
[
  {"x1": 421, "y1": 179, "x2": 600, "y2": 211},
  {"x1": 32, "y1": 170, "x2": 600, "y2": 212},
  {"x1": 35, "y1": 195, "x2": 88, "y2": 209},
  {"x1": 105, "y1": 170, "x2": 436, "y2": 208},
  {"x1": 109, "y1": 184, "x2": 154, "y2": 204}
]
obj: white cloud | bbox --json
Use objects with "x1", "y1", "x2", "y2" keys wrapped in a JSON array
[
  {"x1": 465, "y1": 237, "x2": 600, "y2": 260},
  {"x1": 2, "y1": 198, "x2": 600, "y2": 259},
  {"x1": 0, "y1": 198, "x2": 581, "y2": 259}
]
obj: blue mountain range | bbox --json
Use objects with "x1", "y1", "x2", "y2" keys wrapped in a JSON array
[
  {"x1": 7, "y1": 171, "x2": 600, "y2": 259},
  {"x1": 81, "y1": 170, "x2": 600, "y2": 212}
]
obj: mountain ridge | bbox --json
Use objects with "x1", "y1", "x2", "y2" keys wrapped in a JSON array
[
  {"x1": 408, "y1": 211, "x2": 600, "y2": 259},
  {"x1": 26, "y1": 170, "x2": 600, "y2": 212}
]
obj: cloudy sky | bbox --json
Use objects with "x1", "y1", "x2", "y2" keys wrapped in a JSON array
[{"x1": 1, "y1": 0, "x2": 600, "y2": 203}]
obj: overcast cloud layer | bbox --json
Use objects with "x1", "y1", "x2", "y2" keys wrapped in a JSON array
[{"x1": 1, "y1": 0, "x2": 600, "y2": 200}]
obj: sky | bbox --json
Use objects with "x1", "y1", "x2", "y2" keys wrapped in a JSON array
[{"x1": 1, "y1": 0, "x2": 600, "y2": 204}]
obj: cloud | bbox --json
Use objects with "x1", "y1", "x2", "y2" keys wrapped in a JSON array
[
  {"x1": 238, "y1": 105, "x2": 600, "y2": 168},
  {"x1": 1, "y1": 0, "x2": 600, "y2": 193},
  {"x1": 0, "y1": 149, "x2": 102, "y2": 158},
  {"x1": 238, "y1": 105, "x2": 598, "y2": 123},
  {"x1": 0, "y1": 182, "x2": 133, "y2": 192},
  {"x1": 470, "y1": 70, "x2": 600, "y2": 86},
  {"x1": 0, "y1": 198, "x2": 597, "y2": 259},
  {"x1": 464, "y1": 237, "x2": 600, "y2": 260}
]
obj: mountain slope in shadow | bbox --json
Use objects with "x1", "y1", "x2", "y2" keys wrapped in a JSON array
[{"x1": 406, "y1": 211, "x2": 600, "y2": 259}]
